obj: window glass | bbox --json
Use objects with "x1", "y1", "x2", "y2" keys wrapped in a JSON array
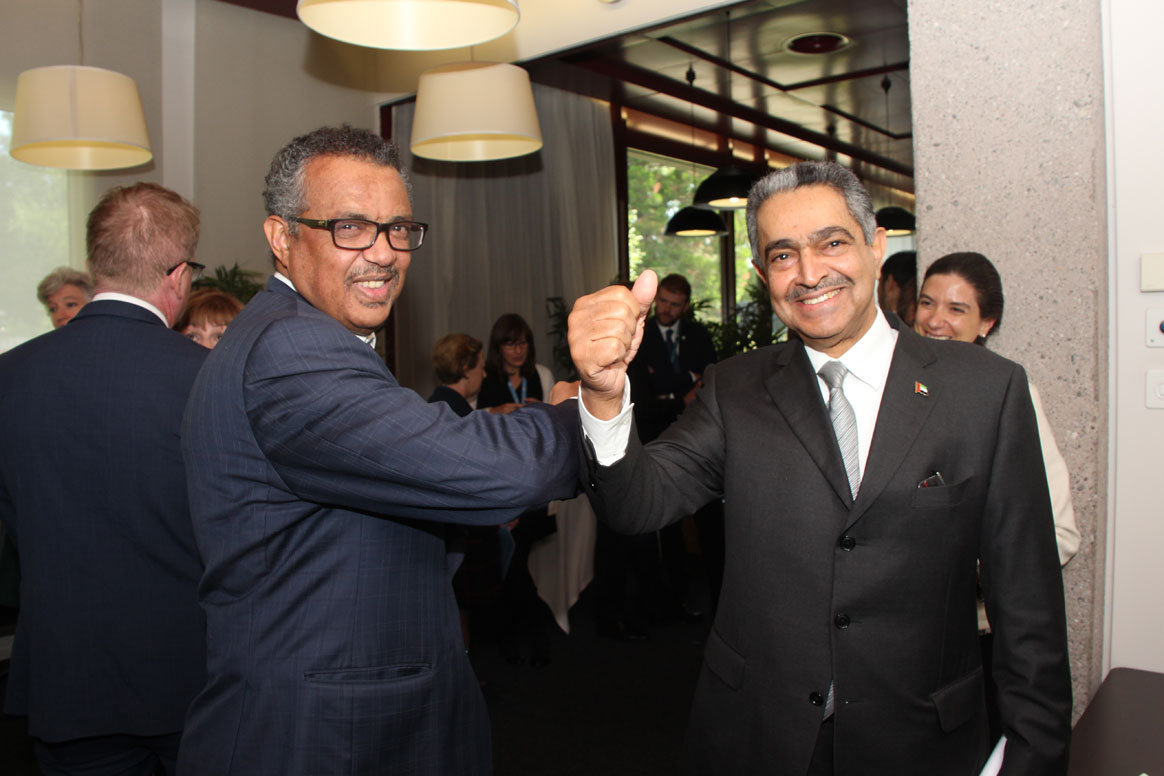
[
  {"x1": 627, "y1": 149, "x2": 722, "y2": 322},
  {"x1": 0, "y1": 109, "x2": 71, "y2": 352}
]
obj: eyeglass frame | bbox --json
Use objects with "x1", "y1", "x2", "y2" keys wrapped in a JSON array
[
  {"x1": 290, "y1": 217, "x2": 429, "y2": 252},
  {"x1": 166, "y1": 260, "x2": 205, "y2": 281}
]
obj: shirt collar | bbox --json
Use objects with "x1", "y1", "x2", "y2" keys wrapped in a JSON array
[
  {"x1": 273, "y1": 271, "x2": 377, "y2": 349},
  {"x1": 803, "y1": 309, "x2": 898, "y2": 391},
  {"x1": 90, "y1": 292, "x2": 169, "y2": 327}
]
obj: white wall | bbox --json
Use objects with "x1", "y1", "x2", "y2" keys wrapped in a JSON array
[{"x1": 1102, "y1": 0, "x2": 1164, "y2": 673}]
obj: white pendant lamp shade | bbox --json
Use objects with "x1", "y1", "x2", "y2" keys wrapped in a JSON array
[
  {"x1": 297, "y1": 0, "x2": 519, "y2": 51},
  {"x1": 410, "y1": 62, "x2": 542, "y2": 162},
  {"x1": 10, "y1": 65, "x2": 152, "y2": 170}
]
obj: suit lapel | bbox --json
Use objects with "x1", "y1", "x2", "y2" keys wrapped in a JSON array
[
  {"x1": 847, "y1": 325, "x2": 939, "y2": 524},
  {"x1": 765, "y1": 341, "x2": 856, "y2": 506}
]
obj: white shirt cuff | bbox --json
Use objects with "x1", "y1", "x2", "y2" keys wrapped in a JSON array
[{"x1": 577, "y1": 381, "x2": 634, "y2": 466}]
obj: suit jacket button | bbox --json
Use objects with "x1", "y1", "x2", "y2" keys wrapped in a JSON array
[
  {"x1": 834, "y1": 613, "x2": 851, "y2": 629},
  {"x1": 809, "y1": 692, "x2": 824, "y2": 706},
  {"x1": 838, "y1": 535, "x2": 856, "y2": 551}
]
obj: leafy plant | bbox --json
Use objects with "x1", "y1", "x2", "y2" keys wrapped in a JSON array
[
  {"x1": 701, "y1": 275, "x2": 786, "y2": 360},
  {"x1": 193, "y1": 263, "x2": 265, "y2": 303}
]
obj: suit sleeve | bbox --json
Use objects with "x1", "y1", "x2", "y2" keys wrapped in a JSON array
[
  {"x1": 979, "y1": 366, "x2": 1073, "y2": 774},
  {"x1": 244, "y1": 316, "x2": 579, "y2": 523},
  {"x1": 583, "y1": 361, "x2": 726, "y2": 534}
]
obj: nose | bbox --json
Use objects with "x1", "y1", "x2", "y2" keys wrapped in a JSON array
[
  {"x1": 795, "y1": 249, "x2": 829, "y2": 288},
  {"x1": 362, "y1": 229, "x2": 401, "y2": 266}
]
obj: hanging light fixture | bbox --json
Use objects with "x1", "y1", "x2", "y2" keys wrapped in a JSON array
[
  {"x1": 297, "y1": 0, "x2": 519, "y2": 51},
  {"x1": 876, "y1": 206, "x2": 916, "y2": 236},
  {"x1": 9, "y1": 2, "x2": 152, "y2": 171},
  {"x1": 692, "y1": 12, "x2": 757, "y2": 211},
  {"x1": 665, "y1": 66, "x2": 727, "y2": 238},
  {"x1": 410, "y1": 61, "x2": 542, "y2": 162},
  {"x1": 693, "y1": 165, "x2": 761, "y2": 211}
]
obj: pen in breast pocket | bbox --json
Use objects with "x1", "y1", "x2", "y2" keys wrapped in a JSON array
[{"x1": 918, "y1": 471, "x2": 946, "y2": 488}]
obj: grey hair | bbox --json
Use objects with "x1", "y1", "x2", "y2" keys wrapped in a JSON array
[
  {"x1": 263, "y1": 125, "x2": 409, "y2": 232},
  {"x1": 746, "y1": 161, "x2": 877, "y2": 271},
  {"x1": 37, "y1": 267, "x2": 94, "y2": 305}
]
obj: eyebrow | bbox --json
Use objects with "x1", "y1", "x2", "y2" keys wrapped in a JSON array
[{"x1": 761, "y1": 225, "x2": 857, "y2": 256}]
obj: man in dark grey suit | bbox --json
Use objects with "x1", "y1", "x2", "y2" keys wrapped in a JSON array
[
  {"x1": 0, "y1": 183, "x2": 207, "y2": 775},
  {"x1": 177, "y1": 126, "x2": 579, "y2": 776},
  {"x1": 568, "y1": 162, "x2": 1071, "y2": 775}
]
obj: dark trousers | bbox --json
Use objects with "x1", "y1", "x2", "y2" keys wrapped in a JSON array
[
  {"x1": 806, "y1": 717, "x2": 835, "y2": 776},
  {"x1": 34, "y1": 731, "x2": 181, "y2": 776}
]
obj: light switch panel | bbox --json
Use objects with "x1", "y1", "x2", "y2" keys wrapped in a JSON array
[{"x1": 1144, "y1": 253, "x2": 1164, "y2": 292}]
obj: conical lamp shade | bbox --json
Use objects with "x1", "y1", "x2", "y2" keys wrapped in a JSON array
[
  {"x1": 297, "y1": 0, "x2": 519, "y2": 51},
  {"x1": 693, "y1": 165, "x2": 760, "y2": 210},
  {"x1": 10, "y1": 65, "x2": 152, "y2": 170},
  {"x1": 411, "y1": 62, "x2": 542, "y2": 162},
  {"x1": 665, "y1": 206, "x2": 728, "y2": 237}
]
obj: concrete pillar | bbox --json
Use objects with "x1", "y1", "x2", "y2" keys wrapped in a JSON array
[{"x1": 908, "y1": 0, "x2": 1108, "y2": 712}]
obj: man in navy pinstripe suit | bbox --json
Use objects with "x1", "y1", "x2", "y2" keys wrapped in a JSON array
[
  {"x1": 0, "y1": 183, "x2": 207, "y2": 775},
  {"x1": 177, "y1": 126, "x2": 579, "y2": 775}
]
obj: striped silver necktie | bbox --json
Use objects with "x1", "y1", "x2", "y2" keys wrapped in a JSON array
[{"x1": 818, "y1": 360, "x2": 861, "y2": 500}]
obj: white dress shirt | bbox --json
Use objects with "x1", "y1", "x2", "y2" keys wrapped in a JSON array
[
  {"x1": 580, "y1": 311, "x2": 899, "y2": 471},
  {"x1": 91, "y1": 292, "x2": 169, "y2": 327}
]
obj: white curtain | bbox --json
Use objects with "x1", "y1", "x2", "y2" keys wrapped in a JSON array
[{"x1": 390, "y1": 83, "x2": 619, "y2": 396}]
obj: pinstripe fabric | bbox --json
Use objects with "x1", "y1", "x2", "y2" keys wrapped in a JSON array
[
  {"x1": 0, "y1": 301, "x2": 208, "y2": 742},
  {"x1": 177, "y1": 279, "x2": 580, "y2": 776},
  {"x1": 818, "y1": 360, "x2": 861, "y2": 500}
]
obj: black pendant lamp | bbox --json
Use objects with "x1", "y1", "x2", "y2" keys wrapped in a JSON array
[
  {"x1": 665, "y1": 206, "x2": 730, "y2": 237},
  {"x1": 693, "y1": 165, "x2": 760, "y2": 211},
  {"x1": 875, "y1": 206, "x2": 916, "y2": 236},
  {"x1": 665, "y1": 66, "x2": 728, "y2": 238}
]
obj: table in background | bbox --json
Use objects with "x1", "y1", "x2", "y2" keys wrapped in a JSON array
[{"x1": 1068, "y1": 666, "x2": 1164, "y2": 774}]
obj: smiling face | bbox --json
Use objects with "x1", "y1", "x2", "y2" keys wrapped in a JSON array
[
  {"x1": 46, "y1": 283, "x2": 90, "y2": 328},
  {"x1": 265, "y1": 155, "x2": 412, "y2": 336},
  {"x1": 754, "y1": 185, "x2": 886, "y2": 357},
  {"x1": 914, "y1": 272, "x2": 996, "y2": 343}
]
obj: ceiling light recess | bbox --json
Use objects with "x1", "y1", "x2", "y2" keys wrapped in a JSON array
[
  {"x1": 784, "y1": 31, "x2": 851, "y2": 55},
  {"x1": 297, "y1": 0, "x2": 520, "y2": 51},
  {"x1": 875, "y1": 206, "x2": 916, "y2": 236}
]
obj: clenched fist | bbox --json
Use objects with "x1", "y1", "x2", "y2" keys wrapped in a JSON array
[{"x1": 567, "y1": 270, "x2": 657, "y2": 420}]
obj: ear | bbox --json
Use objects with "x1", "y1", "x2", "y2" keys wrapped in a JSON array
[
  {"x1": 979, "y1": 318, "x2": 997, "y2": 339},
  {"x1": 870, "y1": 226, "x2": 888, "y2": 264},
  {"x1": 751, "y1": 261, "x2": 768, "y2": 286},
  {"x1": 264, "y1": 216, "x2": 291, "y2": 274}
]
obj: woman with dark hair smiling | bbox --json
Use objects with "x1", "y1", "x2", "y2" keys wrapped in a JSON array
[{"x1": 914, "y1": 251, "x2": 1080, "y2": 746}]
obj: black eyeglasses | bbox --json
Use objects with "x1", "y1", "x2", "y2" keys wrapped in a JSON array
[
  {"x1": 166, "y1": 260, "x2": 205, "y2": 281},
  {"x1": 292, "y1": 217, "x2": 428, "y2": 252}
]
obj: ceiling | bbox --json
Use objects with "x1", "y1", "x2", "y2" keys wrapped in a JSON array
[{"x1": 218, "y1": 0, "x2": 913, "y2": 192}]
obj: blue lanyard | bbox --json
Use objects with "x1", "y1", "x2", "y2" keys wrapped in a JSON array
[{"x1": 507, "y1": 376, "x2": 527, "y2": 404}]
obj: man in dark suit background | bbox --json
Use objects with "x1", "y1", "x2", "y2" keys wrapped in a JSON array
[
  {"x1": 177, "y1": 125, "x2": 579, "y2": 776},
  {"x1": 568, "y1": 161, "x2": 1071, "y2": 774},
  {"x1": 628, "y1": 272, "x2": 717, "y2": 442},
  {"x1": 0, "y1": 183, "x2": 207, "y2": 775}
]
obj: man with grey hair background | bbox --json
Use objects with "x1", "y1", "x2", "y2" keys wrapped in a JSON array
[
  {"x1": 569, "y1": 161, "x2": 1071, "y2": 774},
  {"x1": 0, "y1": 182, "x2": 207, "y2": 775},
  {"x1": 178, "y1": 125, "x2": 579, "y2": 775}
]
